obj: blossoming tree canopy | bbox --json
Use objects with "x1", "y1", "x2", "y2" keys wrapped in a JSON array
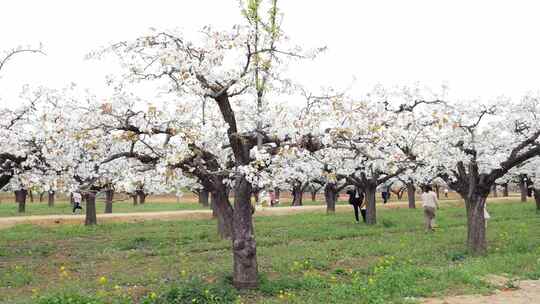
[
  {"x1": 0, "y1": 46, "x2": 45, "y2": 193},
  {"x1": 425, "y1": 94, "x2": 540, "y2": 254},
  {"x1": 87, "y1": 0, "x2": 328, "y2": 288}
]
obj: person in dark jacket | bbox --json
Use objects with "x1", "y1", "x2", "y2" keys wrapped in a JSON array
[{"x1": 347, "y1": 187, "x2": 366, "y2": 223}]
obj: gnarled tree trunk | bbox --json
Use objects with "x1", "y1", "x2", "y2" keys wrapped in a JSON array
[
  {"x1": 502, "y1": 183, "x2": 509, "y2": 197},
  {"x1": 407, "y1": 183, "x2": 416, "y2": 209},
  {"x1": 232, "y1": 177, "x2": 258, "y2": 289},
  {"x1": 198, "y1": 189, "x2": 210, "y2": 207},
  {"x1": 137, "y1": 190, "x2": 146, "y2": 204},
  {"x1": 534, "y1": 188, "x2": 540, "y2": 212},
  {"x1": 253, "y1": 190, "x2": 260, "y2": 205},
  {"x1": 48, "y1": 191, "x2": 55, "y2": 207},
  {"x1": 491, "y1": 185, "x2": 498, "y2": 197},
  {"x1": 85, "y1": 192, "x2": 97, "y2": 226},
  {"x1": 324, "y1": 183, "x2": 337, "y2": 214},
  {"x1": 104, "y1": 190, "x2": 114, "y2": 214},
  {"x1": 29, "y1": 191, "x2": 34, "y2": 203},
  {"x1": 311, "y1": 190, "x2": 317, "y2": 202},
  {"x1": 211, "y1": 189, "x2": 233, "y2": 239},
  {"x1": 464, "y1": 194, "x2": 487, "y2": 255},
  {"x1": 15, "y1": 190, "x2": 27, "y2": 213},
  {"x1": 365, "y1": 185, "x2": 377, "y2": 225},
  {"x1": 291, "y1": 184, "x2": 303, "y2": 206}
]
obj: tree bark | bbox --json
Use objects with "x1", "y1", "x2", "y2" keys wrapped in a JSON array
[
  {"x1": 534, "y1": 189, "x2": 540, "y2": 212},
  {"x1": 137, "y1": 190, "x2": 146, "y2": 204},
  {"x1": 210, "y1": 189, "x2": 233, "y2": 239},
  {"x1": 464, "y1": 195, "x2": 487, "y2": 255},
  {"x1": 311, "y1": 191, "x2": 317, "y2": 202},
  {"x1": 407, "y1": 183, "x2": 416, "y2": 209},
  {"x1": 291, "y1": 184, "x2": 303, "y2": 206},
  {"x1": 365, "y1": 185, "x2": 377, "y2": 225},
  {"x1": 324, "y1": 183, "x2": 337, "y2": 214},
  {"x1": 29, "y1": 191, "x2": 34, "y2": 203},
  {"x1": 232, "y1": 177, "x2": 258, "y2": 289},
  {"x1": 502, "y1": 183, "x2": 509, "y2": 197},
  {"x1": 104, "y1": 190, "x2": 113, "y2": 214},
  {"x1": 85, "y1": 192, "x2": 97, "y2": 226},
  {"x1": 47, "y1": 191, "x2": 55, "y2": 207},
  {"x1": 520, "y1": 177, "x2": 528, "y2": 202},
  {"x1": 491, "y1": 184, "x2": 498, "y2": 197},
  {"x1": 15, "y1": 190, "x2": 27, "y2": 213},
  {"x1": 274, "y1": 188, "x2": 280, "y2": 203},
  {"x1": 198, "y1": 189, "x2": 210, "y2": 207},
  {"x1": 253, "y1": 190, "x2": 260, "y2": 204},
  {"x1": 132, "y1": 193, "x2": 138, "y2": 205}
]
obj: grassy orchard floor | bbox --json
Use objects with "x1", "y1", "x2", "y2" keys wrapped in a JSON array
[
  {"x1": 0, "y1": 201, "x2": 539, "y2": 303},
  {"x1": 0, "y1": 192, "x2": 469, "y2": 217},
  {"x1": 0, "y1": 197, "x2": 357, "y2": 218}
]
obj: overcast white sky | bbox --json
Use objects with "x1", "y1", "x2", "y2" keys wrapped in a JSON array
[{"x1": 2, "y1": 0, "x2": 540, "y2": 107}]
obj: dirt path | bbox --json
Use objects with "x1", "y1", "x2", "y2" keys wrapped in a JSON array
[
  {"x1": 0, "y1": 197, "x2": 517, "y2": 230},
  {"x1": 423, "y1": 279, "x2": 540, "y2": 304}
]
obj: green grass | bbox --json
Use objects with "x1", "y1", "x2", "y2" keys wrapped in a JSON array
[
  {"x1": 0, "y1": 201, "x2": 538, "y2": 303},
  {"x1": 0, "y1": 197, "x2": 350, "y2": 217},
  {"x1": 0, "y1": 190, "x2": 470, "y2": 218},
  {"x1": 0, "y1": 200, "x2": 206, "y2": 217}
]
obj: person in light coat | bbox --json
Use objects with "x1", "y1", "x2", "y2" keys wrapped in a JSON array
[{"x1": 421, "y1": 185, "x2": 439, "y2": 232}]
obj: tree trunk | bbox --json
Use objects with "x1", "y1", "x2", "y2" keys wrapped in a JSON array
[
  {"x1": 199, "y1": 189, "x2": 210, "y2": 207},
  {"x1": 39, "y1": 191, "x2": 45, "y2": 202},
  {"x1": 47, "y1": 191, "x2": 55, "y2": 207},
  {"x1": 434, "y1": 185, "x2": 440, "y2": 199},
  {"x1": 137, "y1": 190, "x2": 146, "y2": 204},
  {"x1": 502, "y1": 183, "x2": 509, "y2": 197},
  {"x1": 29, "y1": 191, "x2": 34, "y2": 203},
  {"x1": 132, "y1": 193, "x2": 138, "y2": 205},
  {"x1": 464, "y1": 195, "x2": 487, "y2": 255},
  {"x1": 520, "y1": 178, "x2": 527, "y2": 202},
  {"x1": 15, "y1": 190, "x2": 27, "y2": 213},
  {"x1": 324, "y1": 183, "x2": 337, "y2": 214},
  {"x1": 365, "y1": 185, "x2": 377, "y2": 225},
  {"x1": 253, "y1": 190, "x2": 260, "y2": 204},
  {"x1": 85, "y1": 192, "x2": 97, "y2": 226},
  {"x1": 311, "y1": 191, "x2": 317, "y2": 202},
  {"x1": 274, "y1": 188, "x2": 280, "y2": 203},
  {"x1": 211, "y1": 189, "x2": 234, "y2": 239},
  {"x1": 232, "y1": 177, "x2": 258, "y2": 289},
  {"x1": 291, "y1": 185, "x2": 303, "y2": 206},
  {"x1": 491, "y1": 185, "x2": 498, "y2": 197},
  {"x1": 407, "y1": 183, "x2": 416, "y2": 209},
  {"x1": 534, "y1": 189, "x2": 540, "y2": 212},
  {"x1": 104, "y1": 190, "x2": 113, "y2": 214}
]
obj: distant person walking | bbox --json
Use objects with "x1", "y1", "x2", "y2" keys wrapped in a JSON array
[
  {"x1": 381, "y1": 185, "x2": 391, "y2": 204},
  {"x1": 421, "y1": 185, "x2": 439, "y2": 232},
  {"x1": 72, "y1": 191, "x2": 83, "y2": 213},
  {"x1": 347, "y1": 187, "x2": 365, "y2": 223}
]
